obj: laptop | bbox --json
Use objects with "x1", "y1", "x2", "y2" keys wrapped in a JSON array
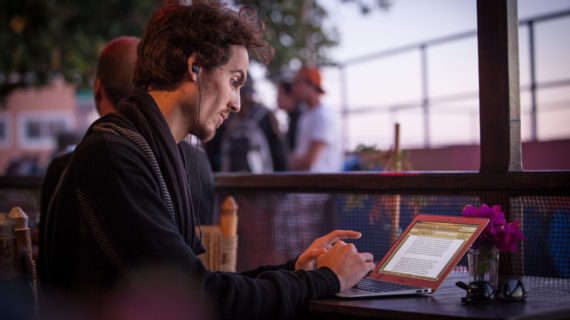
[{"x1": 336, "y1": 214, "x2": 488, "y2": 298}]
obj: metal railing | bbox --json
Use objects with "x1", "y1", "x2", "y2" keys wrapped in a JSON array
[{"x1": 333, "y1": 9, "x2": 570, "y2": 150}]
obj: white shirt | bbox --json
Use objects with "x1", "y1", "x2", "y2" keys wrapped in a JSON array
[{"x1": 293, "y1": 103, "x2": 343, "y2": 172}]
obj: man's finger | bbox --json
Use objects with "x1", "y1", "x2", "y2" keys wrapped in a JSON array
[
  {"x1": 360, "y1": 252, "x2": 374, "y2": 263},
  {"x1": 307, "y1": 248, "x2": 327, "y2": 258},
  {"x1": 300, "y1": 248, "x2": 326, "y2": 261},
  {"x1": 324, "y1": 230, "x2": 362, "y2": 243},
  {"x1": 331, "y1": 240, "x2": 347, "y2": 250}
]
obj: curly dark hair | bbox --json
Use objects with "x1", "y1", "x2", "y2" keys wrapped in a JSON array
[{"x1": 133, "y1": 0, "x2": 272, "y2": 91}]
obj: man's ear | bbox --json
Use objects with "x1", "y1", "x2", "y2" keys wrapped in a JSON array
[{"x1": 187, "y1": 53, "x2": 199, "y2": 82}]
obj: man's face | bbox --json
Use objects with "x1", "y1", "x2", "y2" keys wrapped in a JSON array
[
  {"x1": 277, "y1": 85, "x2": 297, "y2": 113},
  {"x1": 196, "y1": 45, "x2": 249, "y2": 141},
  {"x1": 291, "y1": 76, "x2": 312, "y2": 102}
]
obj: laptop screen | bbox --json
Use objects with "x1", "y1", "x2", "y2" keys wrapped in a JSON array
[{"x1": 376, "y1": 220, "x2": 479, "y2": 282}]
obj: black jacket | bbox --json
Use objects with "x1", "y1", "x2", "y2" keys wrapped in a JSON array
[
  {"x1": 38, "y1": 88, "x2": 339, "y2": 319},
  {"x1": 41, "y1": 141, "x2": 215, "y2": 227}
]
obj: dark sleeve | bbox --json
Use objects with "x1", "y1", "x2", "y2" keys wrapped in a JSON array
[
  {"x1": 82, "y1": 136, "x2": 339, "y2": 320},
  {"x1": 240, "y1": 259, "x2": 297, "y2": 278},
  {"x1": 259, "y1": 112, "x2": 290, "y2": 171}
]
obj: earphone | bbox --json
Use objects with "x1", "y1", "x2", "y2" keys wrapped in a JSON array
[{"x1": 192, "y1": 65, "x2": 199, "y2": 76}]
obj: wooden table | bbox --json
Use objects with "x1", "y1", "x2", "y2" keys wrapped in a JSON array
[{"x1": 309, "y1": 272, "x2": 570, "y2": 320}]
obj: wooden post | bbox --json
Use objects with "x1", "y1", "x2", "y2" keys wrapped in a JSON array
[
  {"x1": 477, "y1": 0, "x2": 524, "y2": 276},
  {"x1": 9, "y1": 207, "x2": 32, "y2": 254},
  {"x1": 390, "y1": 124, "x2": 401, "y2": 244},
  {"x1": 219, "y1": 196, "x2": 239, "y2": 272},
  {"x1": 220, "y1": 196, "x2": 238, "y2": 238},
  {"x1": 0, "y1": 212, "x2": 19, "y2": 280},
  {"x1": 477, "y1": 0, "x2": 522, "y2": 174},
  {"x1": 393, "y1": 123, "x2": 402, "y2": 172}
]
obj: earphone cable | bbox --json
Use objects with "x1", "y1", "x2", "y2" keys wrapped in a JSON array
[{"x1": 194, "y1": 75, "x2": 203, "y2": 242}]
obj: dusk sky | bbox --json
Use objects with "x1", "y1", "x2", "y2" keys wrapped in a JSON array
[{"x1": 252, "y1": 0, "x2": 570, "y2": 151}]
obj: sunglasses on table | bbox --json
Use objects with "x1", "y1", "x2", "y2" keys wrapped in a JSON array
[{"x1": 456, "y1": 279, "x2": 527, "y2": 304}]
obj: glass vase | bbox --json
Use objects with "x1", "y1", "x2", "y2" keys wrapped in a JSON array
[{"x1": 467, "y1": 246, "x2": 500, "y2": 290}]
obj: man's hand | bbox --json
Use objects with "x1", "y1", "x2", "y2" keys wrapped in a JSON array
[
  {"x1": 295, "y1": 230, "x2": 362, "y2": 271},
  {"x1": 316, "y1": 241, "x2": 375, "y2": 292}
]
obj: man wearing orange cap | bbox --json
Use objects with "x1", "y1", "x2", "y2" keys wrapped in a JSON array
[{"x1": 290, "y1": 66, "x2": 343, "y2": 172}]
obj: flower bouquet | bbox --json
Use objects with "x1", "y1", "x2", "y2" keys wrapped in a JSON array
[{"x1": 462, "y1": 204, "x2": 525, "y2": 288}]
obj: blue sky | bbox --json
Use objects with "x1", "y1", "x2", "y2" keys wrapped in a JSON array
[{"x1": 252, "y1": 0, "x2": 570, "y2": 151}]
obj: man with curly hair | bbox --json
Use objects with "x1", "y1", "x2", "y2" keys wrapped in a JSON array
[{"x1": 39, "y1": 1, "x2": 374, "y2": 318}]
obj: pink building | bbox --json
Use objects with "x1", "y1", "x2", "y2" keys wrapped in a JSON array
[{"x1": 0, "y1": 79, "x2": 95, "y2": 174}]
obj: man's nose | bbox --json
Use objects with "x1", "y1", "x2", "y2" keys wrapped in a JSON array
[{"x1": 229, "y1": 93, "x2": 241, "y2": 113}]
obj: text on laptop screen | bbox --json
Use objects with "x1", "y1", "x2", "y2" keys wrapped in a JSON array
[{"x1": 377, "y1": 221, "x2": 479, "y2": 281}]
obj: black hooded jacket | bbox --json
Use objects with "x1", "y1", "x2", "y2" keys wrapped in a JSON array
[{"x1": 38, "y1": 88, "x2": 339, "y2": 319}]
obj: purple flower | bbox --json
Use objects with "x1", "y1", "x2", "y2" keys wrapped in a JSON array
[{"x1": 461, "y1": 204, "x2": 524, "y2": 252}]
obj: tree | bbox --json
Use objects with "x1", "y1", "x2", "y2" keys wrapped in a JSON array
[
  {"x1": 236, "y1": 0, "x2": 393, "y2": 79},
  {"x1": 0, "y1": 0, "x2": 393, "y2": 99},
  {"x1": 0, "y1": 0, "x2": 155, "y2": 100},
  {"x1": 235, "y1": 0, "x2": 337, "y2": 79}
]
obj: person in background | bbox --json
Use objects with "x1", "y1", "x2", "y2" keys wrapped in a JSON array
[
  {"x1": 39, "y1": 37, "x2": 137, "y2": 242},
  {"x1": 276, "y1": 78, "x2": 302, "y2": 151},
  {"x1": 217, "y1": 74, "x2": 289, "y2": 172},
  {"x1": 290, "y1": 66, "x2": 343, "y2": 172},
  {"x1": 39, "y1": 2, "x2": 374, "y2": 319}
]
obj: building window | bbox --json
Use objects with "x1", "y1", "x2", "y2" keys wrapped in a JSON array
[
  {"x1": 0, "y1": 113, "x2": 11, "y2": 149},
  {"x1": 18, "y1": 112, "x2": 73, "y2": 150}
]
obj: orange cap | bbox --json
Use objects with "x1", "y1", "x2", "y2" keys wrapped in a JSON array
[{"x1": 296, "y1": 66, "x2": 325, "y2": 94}]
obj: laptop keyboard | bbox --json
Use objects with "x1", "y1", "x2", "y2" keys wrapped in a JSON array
[{"x1": 356, "y1": 278, "x2": 419, "y2": 292}]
